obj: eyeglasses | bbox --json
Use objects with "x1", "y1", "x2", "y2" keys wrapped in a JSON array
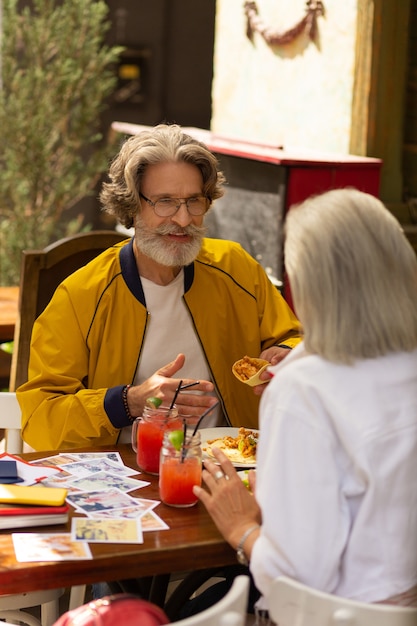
[{"x1": 139, "y1": 192, "x2": 209, "y2": 217}]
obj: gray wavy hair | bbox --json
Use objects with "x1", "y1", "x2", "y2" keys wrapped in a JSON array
[
  {"x1": 100, "y1": 124, "x2": 226, "y2": 228},
  {"x1": 285, "y1": 187, "x2": 417, "y2": 363}
]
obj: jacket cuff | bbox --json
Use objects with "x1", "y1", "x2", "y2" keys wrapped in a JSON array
[
  {"x1": 104, "y1": 385, "x2": 132, "y2": 429},
  {"x1": 273, "y1": 339, "x2": 299, "y2": 349}
]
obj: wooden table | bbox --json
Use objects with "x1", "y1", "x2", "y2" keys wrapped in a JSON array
[
  {"x1": 0, "y1": 286, "x2": 19, "y2": 342},
  {"x1": 0, "y1": 445, "x2": 236, "y2": 597}
]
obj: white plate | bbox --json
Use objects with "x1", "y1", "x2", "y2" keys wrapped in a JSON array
[{"x1": 199, "y1": 427, "x2": 258, "y2": 468}]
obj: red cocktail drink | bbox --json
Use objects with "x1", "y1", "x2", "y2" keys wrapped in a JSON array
[
  {"x1": 159, "y1": 456, "x2": 202, "y2": 507},
  {"x1": 132, "y1": 406, "x2": 180, "y2": 475},
  {"x1": 136, "y1": 417, "x2": 182, "y2": 474},
  {"x1": 159, "y1": 430, "x2": 202, "y2": 507}
]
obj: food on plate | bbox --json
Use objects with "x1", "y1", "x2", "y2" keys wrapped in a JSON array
[
  {"x1": 232, "y1": 356, "x2": 269, "y2": 382},
  {"x1": 203, "y1": 427, "x2": 258, "y2": 465}
]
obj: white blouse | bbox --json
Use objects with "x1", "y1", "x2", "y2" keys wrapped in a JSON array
[{"x1": 250, "y1": 343, "x2": 417, "y2": 607}]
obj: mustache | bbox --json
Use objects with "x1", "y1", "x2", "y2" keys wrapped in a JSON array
[{"x1": 155, "y1": 223, "x2": 206, "y2": 237}]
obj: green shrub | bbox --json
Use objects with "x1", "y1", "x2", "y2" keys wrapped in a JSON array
[{"x1": 0, "y1": 0, "x2": 123, "y2": 285}]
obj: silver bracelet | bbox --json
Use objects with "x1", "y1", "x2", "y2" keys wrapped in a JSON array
[{"x1": 236, "y1": 524, "x2": 260, "y2": 566}]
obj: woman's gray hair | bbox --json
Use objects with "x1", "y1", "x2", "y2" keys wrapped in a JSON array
[
  {"x1": 100, "y1": 124, "x2": 226, "y2": 228},
  {"x1": 284, "y1": 188, "x2": 417, "y2": 363}
]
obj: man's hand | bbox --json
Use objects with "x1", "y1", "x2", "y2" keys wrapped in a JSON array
[
  {"x1": 260, "y1": 345, "x2": 291, "y2": 365},
  {"x1": 251, "y1": 345, "x2": 291, "y2": 396},
  {"x1": 126, "y1": 353, "x2": 217, "y2": 418}
]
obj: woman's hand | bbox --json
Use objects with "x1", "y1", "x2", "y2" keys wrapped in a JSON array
[{"x1": 193, "y1": 447, "x2": 262, "y2": 550}]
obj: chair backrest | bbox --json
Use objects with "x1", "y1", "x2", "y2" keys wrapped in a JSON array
[
  {"x1": 9, "y1": 230, "x2": 127, "y2": 392},
  {"x1": 268, "y1": 576, "x2": 417, "y2": 626},
  {"x1": 217, "y1": 612, "x2": 245, "y2": 626},
  {"x1": 0, "y1": 391, "x2": 23, "y2": 453},
  {"x1": 172, "y1": 575, "x2": 250, "y2": 626}
]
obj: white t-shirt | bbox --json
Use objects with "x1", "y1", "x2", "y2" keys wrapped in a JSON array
[
  {"x1": 251, "y1": 343, "x2": 417, "y2": 608},
  {"x1": 119, "y1": 270, "x2": 221, "y2": 443}
]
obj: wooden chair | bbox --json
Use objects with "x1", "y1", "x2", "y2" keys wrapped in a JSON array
[
  {"x1": 9, "y1": 231, "x2": 127, "y2": 392},
  {"x1": 5, "y1": 232, "x2": 127, "y2": 621},
  {"x1": 268, "y1": 576, "x2": 417, "y2": 626}
]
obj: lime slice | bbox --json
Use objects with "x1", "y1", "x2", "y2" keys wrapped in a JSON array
[
  {"x1": 0, "y1": 341, "x2": 14, "y2": 355},
  {"x1": 239, "y1": 470, "x2": 250, "y2": 491},
  {"x1": 145, "y1": 396, "x2": 163, "y2": 408},
  {"x1": 168, "y1": 430, "x2": 184, "y2": 451}
]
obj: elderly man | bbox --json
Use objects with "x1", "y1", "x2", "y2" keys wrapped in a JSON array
[{"x1": 18, "y1": 124, "x2": 301, "y2": 451}]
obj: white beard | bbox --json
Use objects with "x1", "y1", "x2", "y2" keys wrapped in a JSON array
[{"x1": 134, "y1": 215, "x2": 206, "y2": 267}]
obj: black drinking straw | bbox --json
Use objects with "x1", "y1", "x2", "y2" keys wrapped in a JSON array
[
  {"x1": 180, "y1": 381, "x2": 200, "y2": 390},
  {"x1": 181, "y1": 401, "x2": 220, "y2": 463},
  {"x1": 180, "y1": 418, "x2": 187, "y2": 463},
  {"x1": 191, "y1": 401, "x2": 220, "y2": 438},
  {"x1": 170, "y1": 380, "x2": 183, "y2": 410}
]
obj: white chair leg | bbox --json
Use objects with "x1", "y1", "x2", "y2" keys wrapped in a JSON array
[
  {"x1": 40, "y1": 598, "x2": 60, "y2": 626},
  {"x1": 4, "y1": 428, "x2": 23, "y2": 454},
  {"x1": 68, "y1": 585, "x2": 87, "y2": 611}
]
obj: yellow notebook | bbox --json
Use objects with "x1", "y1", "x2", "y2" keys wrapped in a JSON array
[{"x1": 0, "y1": 484, "x2": 67, "y2": 507}]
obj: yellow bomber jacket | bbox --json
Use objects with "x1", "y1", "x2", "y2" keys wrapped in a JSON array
[{"x1": 18, "y1": 237, "x2": 301, "y2": 450}]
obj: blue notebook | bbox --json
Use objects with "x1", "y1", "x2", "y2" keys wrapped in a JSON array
[{"x1": 0, "y1": 460, "x2": 24, "y2": 484}]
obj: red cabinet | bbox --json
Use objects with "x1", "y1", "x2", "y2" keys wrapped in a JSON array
[{"x1": 200, "y1": 133, "x2": 382, "y2": 308}]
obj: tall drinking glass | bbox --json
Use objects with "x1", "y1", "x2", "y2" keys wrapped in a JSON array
[
  {"x1": 159, "y1": 430, "x2": 202, "y2": 507},
  {"x1": 131, "y1": 405, "x2": 181, "y2": 475}
]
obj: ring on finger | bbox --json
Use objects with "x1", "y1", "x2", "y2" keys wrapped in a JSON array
[{"x1": 214, "y1": 469, "x2": 226, "y2": 481}]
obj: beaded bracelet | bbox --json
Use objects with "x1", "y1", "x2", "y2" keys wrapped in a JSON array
[{"x1": 122, "y1": 384, "x2": 134, "y2": 423}]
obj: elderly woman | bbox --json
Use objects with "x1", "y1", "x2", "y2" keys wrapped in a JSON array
[{"x1": 194, "y1": 188, "x2": 417, "y2": 612}]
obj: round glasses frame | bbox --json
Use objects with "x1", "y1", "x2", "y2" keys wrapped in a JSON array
[{"x1": 139, "y1": 192, "x2": 209, "y2": 217}]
